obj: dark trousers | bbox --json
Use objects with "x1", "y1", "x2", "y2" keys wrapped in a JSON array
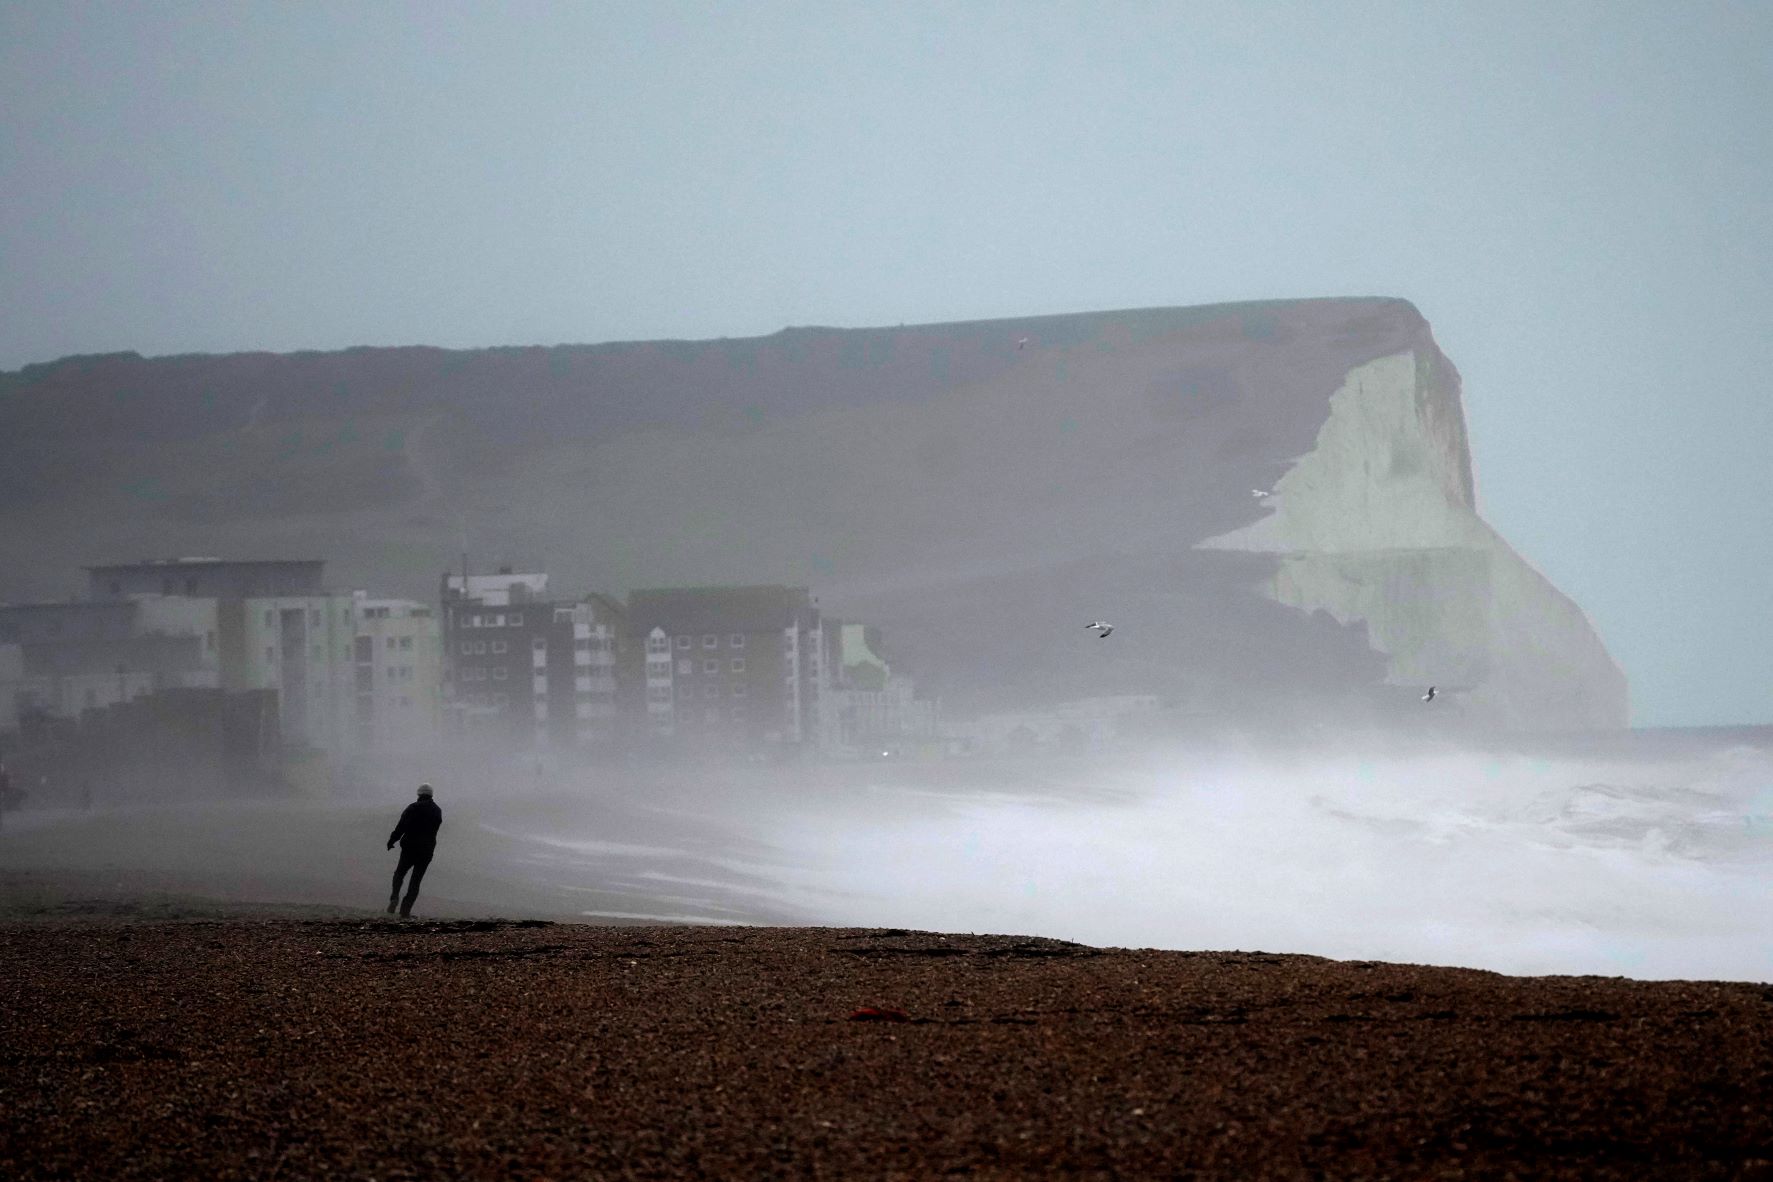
[{"x1": 391, "y1": 845, "x2": 434, "y2": 914}]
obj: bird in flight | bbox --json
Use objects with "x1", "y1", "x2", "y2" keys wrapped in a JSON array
[
  {"x1": 1422, "y1": 686, "x2": 1437, "y2": 702},
  {"x1": 1251, "y1": 488, "x2": 1270, "y2": 498},
  {"x1": 1017, "y1": 337, "x2": 1031, "y2": 350},
  {"x1": 1086, "y1": 621, "x2": 1114, "y2": 638}
]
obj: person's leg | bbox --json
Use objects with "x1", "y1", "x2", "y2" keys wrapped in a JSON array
[
  {"x1": 400, "y1": 852, "x2": 432, "y2": 917},
  {"x1": 390, "y1": 848, "x2": 414, "y2": 913}
]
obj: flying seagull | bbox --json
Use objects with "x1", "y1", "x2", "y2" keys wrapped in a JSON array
[
  {"x1": 1422, "y1": 686, "x2": 1437, "y2": 702},
  {"x1": 1017, "y1": 337, "x2": 1030, "y2": 349},
  {"x1": 1086, "y1": 621, "x2": 1114, "y2": 639},
  {"x1": 1251, "y1": 488, "x2": 1270, "y2": 498}
]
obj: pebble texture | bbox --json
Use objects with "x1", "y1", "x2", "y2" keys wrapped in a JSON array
[{"x1": 3, "y1": 919, "x2": 1772, "y2": 1179}]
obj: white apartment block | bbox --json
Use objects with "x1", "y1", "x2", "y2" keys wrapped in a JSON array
[
  {"x1": 233, "y1": 594, "x2": 359, "y2": 753},
  {"x1": 352, "y1": 594, "x2": 443, "y2": 753}
]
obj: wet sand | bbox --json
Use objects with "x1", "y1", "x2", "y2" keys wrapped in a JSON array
[
  {"x1": 4, "y1": 915, "x2": 1772, "y2": 1180},
  {"x1": 0, "y1": 795, "x2": 807, "y2": 928}
]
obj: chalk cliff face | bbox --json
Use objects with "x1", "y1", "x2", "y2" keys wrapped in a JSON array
[
  {"x1": 1198, "y1": 351, "x2": 1627, "y2": 730},
  {"x1": 0, "y1": 298, "x2": 1627, "y2": 730}
]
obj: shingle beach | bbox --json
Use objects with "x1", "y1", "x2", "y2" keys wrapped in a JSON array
[{"x1": 4, "y1": 916, "x2": 1772, "y2": 1180}]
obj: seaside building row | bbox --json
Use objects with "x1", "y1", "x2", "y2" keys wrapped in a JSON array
[
  {"x1": 0, "y1": 557, "x2": 938, "y2": 763},
  {"x1": 440, "y1": 571, "x2": 939, "y2": 756}
]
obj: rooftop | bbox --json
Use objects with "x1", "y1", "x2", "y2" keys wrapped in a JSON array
[
  {"x1": 626, "y1": 585, "x2": 815, "y2": 635},
  {"x1": 85, "y1": 558, "x2": 322, "y2": 571}
]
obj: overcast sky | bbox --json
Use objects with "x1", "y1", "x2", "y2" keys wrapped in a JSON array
[{"x1": 2, "y1": 1, "x2": 1769, "y2": 726}]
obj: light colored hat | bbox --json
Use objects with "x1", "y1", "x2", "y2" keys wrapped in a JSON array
[{"x1": 417, "y1": 784, "x2": 433, "y2": 797}]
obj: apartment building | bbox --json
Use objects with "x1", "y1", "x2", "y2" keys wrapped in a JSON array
[
  {"x1": 84, "y1": 557, "x2": 358, "y2": 752},
  {"x1": 831, "y1": 622, "x2": 939, "y2": 754},
  {"x1": 0, "y1": 597, "x2": 218, "y2": 723},
  {"x1": 538, "y1": 596, "x2": 623, "y2": 749},
  {"x1": 351, "y1": 594, "x2": 443, "y2": 753},
  {"x1": 621, "y1": 585, "x2": 834, "y2": 750},
  {"x1": 440, "y1": 571, "x2": 624, "y2": 750}
]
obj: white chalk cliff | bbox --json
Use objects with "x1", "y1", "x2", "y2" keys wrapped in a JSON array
[{"x1": 1200, "y1": 350, "x2": 1627, "y2": 729}]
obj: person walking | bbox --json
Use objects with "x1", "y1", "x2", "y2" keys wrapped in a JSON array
[{"x1": 386, "y1": 783, "x2": 443, "y2": 918}]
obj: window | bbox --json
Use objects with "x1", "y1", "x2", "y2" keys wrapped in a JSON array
[
  {"x1": 730, "y1": 657, "x2": 745, "y2": 673},
  {"x1": 678, "y1": 658, "x2": 693, "y2": 675},
  {"x1": 704, "y1": 683, "x2": 719, "y2": 698},
  {"x1": 491, "y1": 640, "x2": 508, "y2": 654},
  {"x1": 460, "y1": 641, "x2": 473, "y2": 655},
  {"x1": 647, "y1": 685, "x2": 672, "y2": 703},
  {"x1": 473, "y1": 641, "x2": 487, "y2": 654},
  {"x1": 732, "y1": 682, "x2": 747, "y2": 697},
  {"x1": 510, "y1": 613, "x2": 523, "y2": 626},
  {"x1": 704, "y1": 659, "x2": 718, "y2": 674},
  {"x1": 493, "y1": 692, "x2": 509, "y2": 706},
  {"x1": 676, "y1": 635, "x2": 691, "y2": 649},
  {"x1": 493, "y1": 667, "x2": 508, "y2": 681},
  {"x1": 703, "y1": 634, "x2": 718, "y2": 648},
  {"x1": 575, "y1": 638, "x2": 590, "y2": 651},
  {"x1": 400, "y1": 636, "x2": 412, "y2": 650},
  {"x1": 730, "y1": 634, "x2": 745, "y2": 648},
  {"x1": 386, "y1": 636, "x2": 397, "y2": 650},
  {"x1": 535, "y1": 637, "x2": 548, "y2": 651}
]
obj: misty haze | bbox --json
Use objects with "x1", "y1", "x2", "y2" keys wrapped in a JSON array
[
  {"x1": 2, "y1": 300, "x2": 1765, "y2": 982},
  {"x1": 4, "y1": 5, "x2": 1770, "y2": 1177}
]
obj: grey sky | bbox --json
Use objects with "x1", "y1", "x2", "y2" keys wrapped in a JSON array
[{"x1": 2, "y1": 1, "x2": 1769, "y2": 726}]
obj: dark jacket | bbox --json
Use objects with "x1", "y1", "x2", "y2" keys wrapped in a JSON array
[{"x1": 389, "y1": 799, "x2": 443, "y2": 851}]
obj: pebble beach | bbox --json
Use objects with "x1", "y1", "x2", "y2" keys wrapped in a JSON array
[{"x1": 5, "y1": 913, "x2": 1773, "y2": 1180}]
